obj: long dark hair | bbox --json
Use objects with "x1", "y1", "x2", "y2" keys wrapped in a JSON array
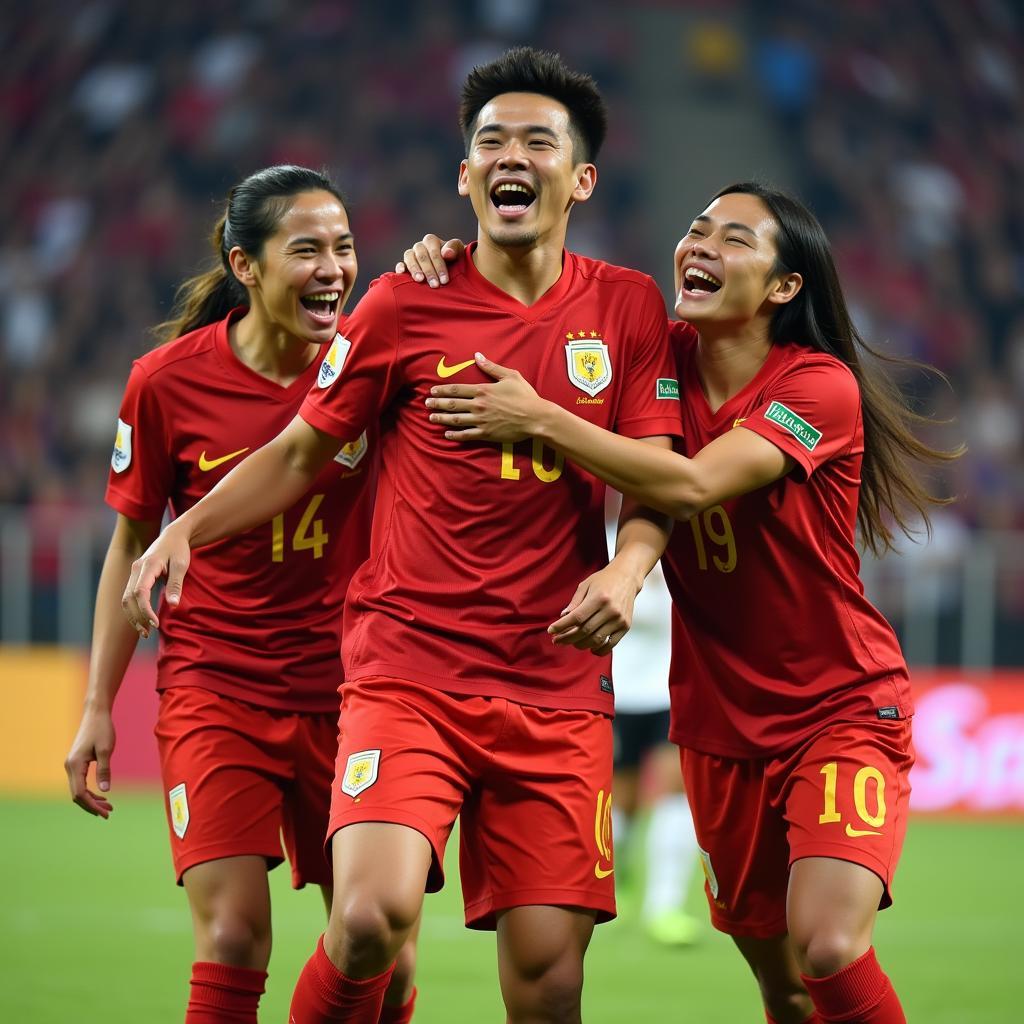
[
  {"x1": 714, "y1": 181, "x2": 964, "y2": 555},
  {"x1": 153, "y1": 165, "x2": 347, "y2": 344}
]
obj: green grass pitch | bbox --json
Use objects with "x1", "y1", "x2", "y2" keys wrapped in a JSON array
[{"x1": 1, "y1": 795, "x2": 1018, "y2": 1022}]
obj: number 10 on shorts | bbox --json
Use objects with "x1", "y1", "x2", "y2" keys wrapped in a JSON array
[{"x1": 818, "y1": 761, "x2": 887, "y2": 836}]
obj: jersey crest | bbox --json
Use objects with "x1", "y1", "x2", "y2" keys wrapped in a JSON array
[
  {"x1": 168, "y1": 783, "x2": 189, "y2": 839},
  {"x1": 565, "y1": 334, "x2": 612, "y2": 397},
  {"x1": 317, "y1": 334, "x2": 352, "y2": 389},
  {"x1": 341, "y1": 749, "x2": 380, "y2": 797},
  {"x1": 334, "y1": 431, "x2": 369, "y2": 469},
  {"x1": 111, "y1": 418, "x2": 133, "y2": 473}
]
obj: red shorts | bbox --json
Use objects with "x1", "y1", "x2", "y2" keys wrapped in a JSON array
[
  {"x1": 155, "y1": 686, "x2": 339, "y2": 888},
  {"x1": 681, "y1": 718, "x2": 914, "y2": 939},
  {"x1": 328, "y1": 675, "x2": 616, "y2": 930}
]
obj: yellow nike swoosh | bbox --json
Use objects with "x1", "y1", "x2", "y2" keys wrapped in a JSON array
[
  {"x1": 436, "y1": 357, "x2": 475, "y2": 378},
  {"x1": 594, "y1": 862, "x2": 614, "y2": 879},
  {"x1": 198, "y1": 447, "x2": 250, "y2": 471},
  {"x1": 733, "y1": 418, "x2": 747, "y2": 428},
  {"x1": 844, "y1": 824, "x2": 883, "y2": 838}
]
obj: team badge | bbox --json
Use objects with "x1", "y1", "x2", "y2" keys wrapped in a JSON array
[
  {"x1": 564, "y1": 333, "x2": 612, "y2": 397},
  {"x1": 341, "y1": 749, "x2": 380, "y2": 797},
  {"x1": 334, "y1": 431, "x2": 369, "y2": 469},
  {"x1": 698, "y1": 844, "x2": 719, "y2": 899},
  {"x1": 317, "y1": 334, "x2": 352, "y2": 389},
  {"x1": 111, "y1": 418, "x2": 133, "y2": 473},
  {"x1": 168, "y1": 783, "x2": 189, "y2": 839}
]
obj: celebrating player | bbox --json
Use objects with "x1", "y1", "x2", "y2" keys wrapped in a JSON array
[
  {"x1": 120, "y1": 49, "x2": 681, "y2": 1024},
  {"x1": 64, "y1": 165, "x2": 418, "y2": 1024},
  {"x1": 417, "y1": 182, "x2": 962, "y2": 1024}
]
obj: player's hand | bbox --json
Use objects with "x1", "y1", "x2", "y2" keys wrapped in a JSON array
[
  {"x1": 426, "y1": 353, "x2": 544, "y2": 443},
  {"x1": 122, "y1": 524, "x2": 191, "y2": 638},
  {"x1": 395, "y1": 235, "x2": 465, "y2": 288},
  {"x1": 548, "y1": 562, "x2": 641, "y2": 655},
  {"x1": 64, "y1": 708, "x2": 116, "y2": 818}
]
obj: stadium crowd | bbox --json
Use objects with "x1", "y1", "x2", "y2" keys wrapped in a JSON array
[{"x1": 1, "y1": 0, "x2": 1021, "y2": 531}]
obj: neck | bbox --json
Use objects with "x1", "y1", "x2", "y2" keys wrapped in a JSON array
[
  {"x1": 693, "y1": 319, "x2": 774, "y2": 413},
  {"x1": 231, "y1": 308, "x2": 321, "y2": 385},
  {"x1": 472, "y1": 231, "x2": 566, "y2": 306}
]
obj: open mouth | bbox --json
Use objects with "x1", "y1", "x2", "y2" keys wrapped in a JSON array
[
  {"x1": 300, "y1": 291, "x2": 340, "y2": 323},
  {"x1": 490, "y1": 181, "x2": 536, "y2": 214},
  {"x1": 682, "y1": 267, "x2": 722, "y2": 294}
]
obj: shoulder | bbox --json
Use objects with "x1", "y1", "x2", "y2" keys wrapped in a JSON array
[
  {"x1": 773, "y1": 344, "x2": 859, "y2": 401},
  {"x1": 669, "y1": 319, "x2": 699, "y2": 348},
  {"x1": 570, "y1": 252, "x2": 659, "y2": 296},
  {"x1": 134, "y1": 319, "x2": 221, "y2": 383}
]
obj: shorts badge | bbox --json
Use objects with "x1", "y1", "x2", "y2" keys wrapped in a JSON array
[
  {"x1": 111, "y1": 418, "x2": 133, "y2": 474},
  {"x1": 698, "y1": 844, "x2": 719, "y2": 899},
  {"x1": 334, "y1": 431, "x2": 369, "y2": 469},
  {"x1": 317, "y1": 334, "x2": 352, "y2": 389},
  {"x1": 565, "y1": 334, "x2": 612, "y2": 397},
  {"x1": 169, "y1": 783, "x2": 189, "y2": 839},
  {"x1": 341, "y1": 749, "x2": 381, "y2": 797}
]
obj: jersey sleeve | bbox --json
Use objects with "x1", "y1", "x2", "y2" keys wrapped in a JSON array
[
  {"x1": 614, "y1": 280, "x2": 684, "y2": 440},
  {"x1": 299, "y1": 277, "x2": 404, "y2": 439},
  {"x1": 741, "y1": 355, "x2": 861, "y2": 479},
  {"x1": 105, "y1": 362, "x2": 174, "y2": 521}
]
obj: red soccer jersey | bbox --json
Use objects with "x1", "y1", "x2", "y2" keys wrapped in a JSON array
[
  {"x1": 106, "y1": 310, "x2": 375, "y2": 713},
  {"x1": 663, "y1": 322, "x2": 911, "y2": 757},
  {"x1": 299, "y1": 247, "x2": 683, "y2": 713}
]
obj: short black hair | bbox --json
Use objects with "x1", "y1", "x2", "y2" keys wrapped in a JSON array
[{"x1": 458, "y1": 46, "x2": 607, "y2": 163}]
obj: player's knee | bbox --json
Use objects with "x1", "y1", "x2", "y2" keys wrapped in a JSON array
[
  {"x1": 202, "y1": 911, "x2": 270, "y2": 968},
  {"x1": 329, "y1": 894, "x2": 416, "y2": 966},
  {"x1": 797, "y1": 928, "x2": 865, "y2": 978},
  {"x1": 506, "y1": 957, "x2": 584, "y2": 1022}
]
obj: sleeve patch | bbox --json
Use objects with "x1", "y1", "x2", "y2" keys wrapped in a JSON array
[
  {"x1": 763, "y1": 401, "x2": 821, "y2": 451},
  {"x1": 317, "y1": 334, "x2": 352, "y2": 389},
  {"x1": 111, "y1": 418, "x2": 133, "y2": 473},
  {"x1": 656, "y1": 378, "x2": 679, "y2": 400}
]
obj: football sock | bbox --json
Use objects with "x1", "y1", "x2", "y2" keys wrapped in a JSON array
[
  {"x1": 290, "y1": 935, "x2": 395, "y2": 1023},
  {"x1": 378, "y1": 986, "x2": 417, "y2": 1023},
  {"x1": 643, "y1": 794, "x2": 697, "y2": 919},
  {"x1": 185, "y1": 961, "x2": 266, "y2": 1023},
  {"x1": 801, "y1": 947, "x2": 906, "y2": 1023}
]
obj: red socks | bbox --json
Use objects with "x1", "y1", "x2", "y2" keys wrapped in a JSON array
[
  {"x1": 801, "y1": 948, "x2": 906, "y2": 1023},
  {"x1": 185, "y1": 961, "x2": 267, "y2": 1023},
  {"x1": 289, "y1": 935, "x2": 396, "y2": 1023},
  {"x1": 378, "y1": 987, "x2": 417, "y2": 1024}
]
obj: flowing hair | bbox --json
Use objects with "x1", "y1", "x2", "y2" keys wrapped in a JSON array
[
  {"x1": 714, "y1": 181, "x2": 964, "y2": 555},
  {"x1": 153, "y1": 165, "x2": 347, "y2": 345}
]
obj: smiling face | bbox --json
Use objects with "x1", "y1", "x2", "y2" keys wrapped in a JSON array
[
  {"x1": 458, "y1": 91, "x2": 596, "y2": 251},
  {"x1": 673, "y1": 192, "x2": 802, "y2": 329},
  {"x1": 230, "y1": 189, "x2": 357, "y2": 345}
]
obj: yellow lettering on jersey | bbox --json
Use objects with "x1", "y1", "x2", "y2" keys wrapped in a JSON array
[
  {"x1": 198, "y1": 447, "x2": 250, "y2": 471},
  {"x1": 436, "y1": 357, "x2": 475, "y2": 378}
]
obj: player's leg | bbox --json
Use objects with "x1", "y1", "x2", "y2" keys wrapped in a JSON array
[
  {"x1": 460, "y1": 703, "x2": 616, "y2": 1022},
  {"x1": 379, "y1": 915, "x2": 420, "y2": 1024},
  {"x1": 155, "y1": 688, "x2": 300, "y2": 1023},
  {"x1": 496, "y1": 906, "x2": 596, "y2": 1024},
  {"x1": 290, "y1": 676, "x2": 468, "y2": 1023},
  {"x1": 782, "y1": 720, "x2": 913, "y2": 1023},
  {"x1": 732, "y1": 934, "x2": 817, "y2": 1024}
]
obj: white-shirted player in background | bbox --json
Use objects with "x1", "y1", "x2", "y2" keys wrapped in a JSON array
[{"x1": 607, "y1": 490, "x2": 701, "y2": 946}]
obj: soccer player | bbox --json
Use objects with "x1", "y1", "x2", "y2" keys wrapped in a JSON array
[
  {"x1": 418, "y1": 182, "x2": 962, "y2": 1024},
  {"x1": 605, "y1": 493, "x2": 701, "y2": 947},
  {"x1": 120, "y1": 49, "x2": 682, "y2": 1024},
  {"x1": 64, "y1": 165, "x2": 417, "y2": 1024}
]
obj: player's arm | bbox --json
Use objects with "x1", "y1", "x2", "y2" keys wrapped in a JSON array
[
  {"x1": 427, "y1": 356, "x2": 793, "y2": 521},
  {"x1": 65, "y1": 514, "x2": 160, "y2": 817},
  {"x1": 549, "y1": 440, "x2": 674, "y2": 653},
  {"x1": 122, "y1": 416, "x2": 342, "y2": 637}
]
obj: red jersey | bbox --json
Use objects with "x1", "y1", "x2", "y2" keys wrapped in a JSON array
[
  {"x1": 663, "y1": 322, "x2": 911, "y2": 757},
  {"x1": 299, "y1": 247, "x2": 682, "y2": 713},
  {"x1": 106, "y1": 310, "x2": 375, "y2": 713}
]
